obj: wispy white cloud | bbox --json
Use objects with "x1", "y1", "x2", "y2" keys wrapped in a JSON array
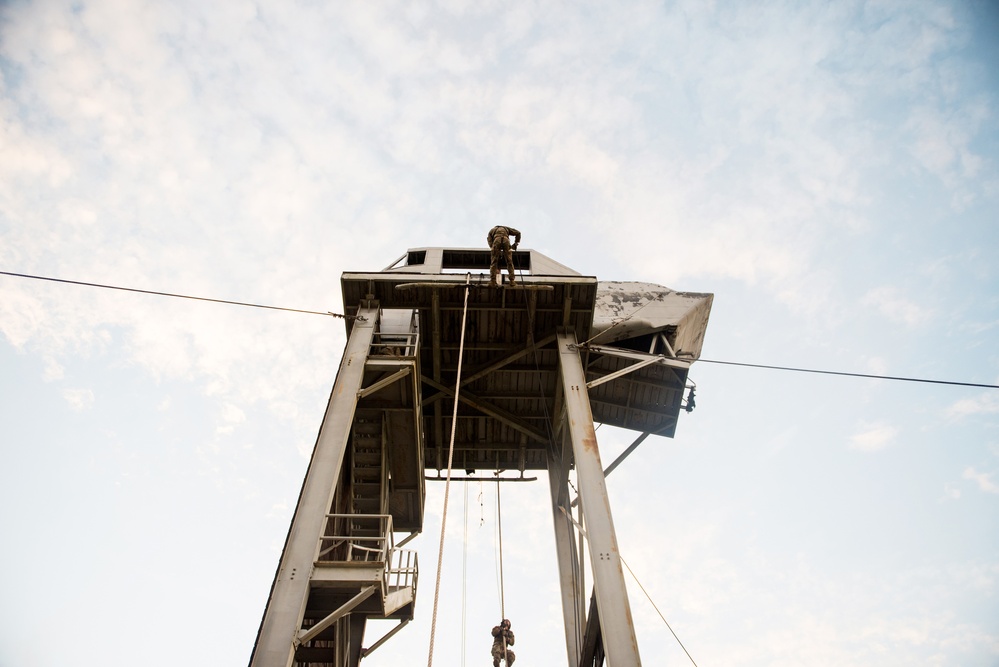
[
  {"x1": 942, "y1": 484, "x2": 961, "y2": 501},
  {"x1": 947, "y1": 392, "x2": 999, "y2": 418},
  {"x1": 215, "y1": 402, "x2": 246, "y2": 436},
  {"x1": 963, "y1": 467, "x2": 999, "y2": 494},
  {"x1": 862, "y1": 286, "x2": 932, "y2": 326},
  {"x1": 42, "y1": 355, "x2": 64, "y2": 381},
  {"x1": 0, "y1": 3, "x2": 996, "y2": 666},
  {"x1": 863, "y1": 356, "x2": 890, "y2": 377},
  {"x1": 850, "y1": 421, "x2": 899, "y2": 451},
  {"x1": 62, "y1": 387, "x2": 94, "y2": 411}
]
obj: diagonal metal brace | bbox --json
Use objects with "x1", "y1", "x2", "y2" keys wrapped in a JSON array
[
  {"x1": 361, "y1": 619, "x2": 411, "y2": 659},
  {"x1": 585, "y1": 356, "x2": 660, "y2": 389},
  {"x1": 420, "y1": 375, "x2": 548, "y2": 444},
  {"x1": 295, "y1": 586, "x2": 377, "y2": 647},
  {"x1": 579, "y1": 343, "x2": 692, "y2": 370},
  {"x1": 357, "y1": 368, "x2": 412, "y2": 398}
]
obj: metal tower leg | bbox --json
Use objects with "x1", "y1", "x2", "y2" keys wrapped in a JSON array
[
  {"x1": 250, "y1": 305, "x2": 380, "y2": 667},
  {"x1": 556, "y1": 329, "x2": 642, "y2": 667},
  {"x1": 548, "y1": 435, "x2": 584, "y2": 667}
]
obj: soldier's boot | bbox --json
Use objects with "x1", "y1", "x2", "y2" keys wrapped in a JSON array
[
  {"x1": 490, "y1": 266, "x2": 500, "y2": 287},
  {"x1": 507, "y1": 268, "x2": 516, "y2": 286}
]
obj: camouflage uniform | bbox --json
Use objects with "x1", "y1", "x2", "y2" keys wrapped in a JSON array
[
  {"x1": 487, "y1": 226, "x2": 522, "y2": 286},
  {"x1": 491, "y1": 622, "x2": 516, "y2": 666}
]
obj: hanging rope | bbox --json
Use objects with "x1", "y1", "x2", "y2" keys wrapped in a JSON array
[
  {"x1": 461, "y1": 480, "x2": 469, "y2": 667},
  {"x1": 427, "y1": 274, "x2": 472, "y2": 667},
  {"x1": 514, "y1": 261, "x2": 584, "y2": 656},
  {"x1": 496, "y1": 476, "x2": 506, "y2": 620}
]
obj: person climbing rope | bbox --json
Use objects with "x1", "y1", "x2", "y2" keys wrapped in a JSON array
[
  {"x1": 487, "y1": 226, "x2": 521, "y2": 287},
  {"x1": 490, "y1": 619, "x2": 516, "y2": 666}
]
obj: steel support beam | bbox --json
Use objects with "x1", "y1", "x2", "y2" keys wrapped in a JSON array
[
  {"x1": 570, "y1": 432, "x2": 651, "y2": 509},
  {"x1": 458, "y1": 332, "x2": 557, "y2": 388},
  {"x1": 347, "y1": 614, "x2": 366, "y2": 667},
  {"x1": 357, "y1": 368, "x2": 411, "y2": 399},
  {"x1": 361, "y1": 619, "x2": 411, "y2": 658},
  {"x1": 250, "y1": 305, "x2": 380, "y2": 667},
  {"x1": 585, "y1": 357, "x2": 660, "y2": 390},
  {"x1": 556, "y1": 328, "x2": 642, "y2": 667},
  {"x1": 580, "y1": 591, "x2": 604, "y2": 667},
  {"x1": 420, "y1": 376, "x2": 548, "y2": 444},
  {"x1": 432, "y1": 291, "x2": 443, "y2": 470},
  {"x1": 548, "y1": 435, "x2": 584, "y2": 667},
  {"x1": 580, "y1": 343, "x2": 691, "y2": 370},
  {"x1": 296, "y1": 586, "x2": 377, "y2": 646}
]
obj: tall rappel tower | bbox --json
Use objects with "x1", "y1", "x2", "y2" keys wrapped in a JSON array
[{"x1": 249, "y1": 246, "x2": 713, "y2": 667}]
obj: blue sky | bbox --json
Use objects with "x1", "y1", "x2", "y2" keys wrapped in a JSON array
[{"x1": 1, "y1": 1, "x2": 997, "y2": 665}]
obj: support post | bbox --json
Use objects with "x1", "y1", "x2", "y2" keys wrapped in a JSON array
[
  {"x1": 547, "y1": 435, "x2": 584, "y2": 667},
  {"x1": 556, "y1": 328, "x2": 642, "y2": 667},
  {"x1": 250, "y1": 306, "x2": 380, "y2": 667}
]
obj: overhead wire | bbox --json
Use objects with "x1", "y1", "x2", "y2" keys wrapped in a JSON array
[
  {"x1": 0, "y1": 270, "x2": 356, "y2": 319},
  {"x1": 6, "y1": 267, "x2": 994, "y2": 389},
  {"x1": 21, "y1": 261, "x2": 994, "y2": 660},
  {"x1": 558, "y1": 507, "x2": 699, "y2": 667},
  {"x1": 693, "y1": 357, "x2": 999, "y2": 389}
]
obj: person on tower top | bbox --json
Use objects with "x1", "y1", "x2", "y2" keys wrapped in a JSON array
[
  {"x1": 491, "y1": 618, "x2": 516, "y2": 667},
  {"x1": 487, "y1": 226, "x2": 521, "y2": 287}
]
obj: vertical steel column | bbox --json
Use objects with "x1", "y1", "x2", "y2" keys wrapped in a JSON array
[
  {"x1": 556, "y1": 329, "x2": 642, "y2": 667},
  {"x1": 547, "y1": 437, "x2": 583, "y2": 667},
  {"x1": 251, "y1": 305, "x2": 380, "y2": 667}
]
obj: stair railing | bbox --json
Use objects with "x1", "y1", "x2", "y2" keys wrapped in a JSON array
[{"x1": 316, "y1": 513, "x2": 419, "y2": 601}]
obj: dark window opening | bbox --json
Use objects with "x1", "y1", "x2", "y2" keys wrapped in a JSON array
[
  {"x1": 441, "y1": 249, "x2": 531, "y2": 271},
  {"x1": 407, "y1": 250, "x2": 427, "y2": 265},
  {"x1": 611, "y1": 327, "x2": 678, "y2": 355}
]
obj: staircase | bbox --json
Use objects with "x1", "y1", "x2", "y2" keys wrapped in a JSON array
[{"x1": 350, "y1": 415, "x2": 387, "y2": 518}]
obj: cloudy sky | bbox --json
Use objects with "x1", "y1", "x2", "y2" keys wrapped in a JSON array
[{"x1": 1, "y1": 0, "x2": 998, "y2": 665}]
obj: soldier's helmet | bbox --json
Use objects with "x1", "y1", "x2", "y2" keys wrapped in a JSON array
[{"x1": 502, "y1": 619, "x2": 511, "y2": 628}]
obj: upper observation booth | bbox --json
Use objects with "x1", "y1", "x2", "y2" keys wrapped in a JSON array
[{"x1": 340, "y1": 247, "x2": 713, "y2": 477}]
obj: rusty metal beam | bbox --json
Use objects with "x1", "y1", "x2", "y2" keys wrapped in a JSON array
[
  {"x1": 432, "y1": 290, "x2": 443, "y2": 470},
  {"x1": 548, "y1": 433, "x2": 584, "y2": 667},
  {"x1": 557, "y1": 328, "x2": 642, "y2": 666}
]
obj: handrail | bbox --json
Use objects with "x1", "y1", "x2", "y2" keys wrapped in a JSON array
[
  {"x1": 317, "y1": 513, "x2": 394, "y2": 563},
  {"x1": 369, "y1": 331, "x2": 420, "y2": 359},
  {"x1": 316, "y1": 513, "x2": 419, "y2": 600}
]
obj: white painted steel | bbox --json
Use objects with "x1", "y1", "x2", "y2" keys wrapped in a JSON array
[
  {"x1": 361, "y1": 619, "x2": 411, "y2": 658},
  {"x1": 548, "y1": 442, "x2": 584, "y2": 667},
  {"x1": 584, "y1": 356, "x2": 660, "y2": 389},
  {"x1": 250, "y1": 305, "x2": 379, "y2": 667},
  {"x1": 557, "y1": 328, "x2": 643, "y2": 667}
]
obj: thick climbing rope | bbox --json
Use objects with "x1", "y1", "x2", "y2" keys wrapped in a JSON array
[
  {"x1": 427, "y1": 274, "x2": 472, "y2": 667},
  {"x1": 495, "y1": 476, "x2": 510, "y2": 666},
  {"x1": 496, "y1": 477, "x2": 506, "y2": 620},
  {"x1": 461, "y1": 481, "x2": 469, "y2": 667}
]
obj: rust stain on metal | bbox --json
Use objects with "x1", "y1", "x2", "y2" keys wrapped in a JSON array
[{"x1": 582, "y1": 436, "x2": 598, "y2": 452}]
